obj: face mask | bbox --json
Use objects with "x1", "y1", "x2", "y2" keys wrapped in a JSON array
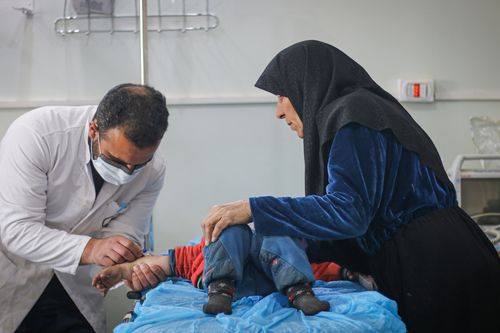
[{"x1": 90, "y1": 134, "x2": 147, "y2": 186}]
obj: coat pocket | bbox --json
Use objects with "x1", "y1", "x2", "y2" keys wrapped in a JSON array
[{"x1": 100, "y1": 201, "x2": 128, "y2": 228}]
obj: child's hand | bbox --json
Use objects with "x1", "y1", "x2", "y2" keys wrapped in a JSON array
[{"x1": 92, "y1": 266, "x2": 124, "y2": 296}]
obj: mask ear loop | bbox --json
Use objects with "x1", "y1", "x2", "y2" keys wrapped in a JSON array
[
  {"x1": 96, "y1": 132, "x2": 102, "y2": 158},
  {"x1": 95, "y1": 126, "x2": 108, "y2": 162}
]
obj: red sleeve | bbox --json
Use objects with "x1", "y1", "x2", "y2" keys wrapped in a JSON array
[
  {"x1": 311, "y1": 262, "x2": 342, "y2": 281},
  {"x1": 174, "y1": 238, "x2": 205, "y2": 287}
]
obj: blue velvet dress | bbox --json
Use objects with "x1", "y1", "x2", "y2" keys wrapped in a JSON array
[{"x1": 250, "y1": 123, "x2": 456, "y2": 255}]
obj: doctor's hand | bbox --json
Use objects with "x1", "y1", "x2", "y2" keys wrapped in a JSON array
[
  {"x1": 81, "y1": 236, "x2": 143, "y2": 267},
  {"x1": 124, "y1": 263, "x2": 167, "y2": 291},
  {"x1": 202, "y1": 199, "x2": 252, "y2": 245}
]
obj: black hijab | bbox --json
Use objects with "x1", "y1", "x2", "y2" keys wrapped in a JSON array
[{"x1": 255, "y1": 40, "x2": 452, "y2": 196}]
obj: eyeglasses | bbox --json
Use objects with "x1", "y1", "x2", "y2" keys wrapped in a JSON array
[{"x1": 98, "y1": 153, "x2": 153, "y2": 175}]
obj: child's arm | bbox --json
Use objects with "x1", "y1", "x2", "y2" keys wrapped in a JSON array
[{"x1": 92, "y1": 255, "x2": 171, "y2": 296}]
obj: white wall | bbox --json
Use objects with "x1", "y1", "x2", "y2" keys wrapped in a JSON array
[{"x1": 1, "y1": 0, "x2": 500, "y2": 330}]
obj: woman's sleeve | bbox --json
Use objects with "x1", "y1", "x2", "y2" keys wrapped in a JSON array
[{"x1": 250, "y1": 125, "x2": 387, "y2": 240}]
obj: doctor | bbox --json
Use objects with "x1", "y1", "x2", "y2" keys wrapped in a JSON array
[{"x1": 0, "y1": 84, "x2": 169, "y2": 333}]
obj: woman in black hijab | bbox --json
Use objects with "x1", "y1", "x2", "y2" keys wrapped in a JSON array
[{"x1": 202, "y1": 40, "x2": 500, "y2": 332}]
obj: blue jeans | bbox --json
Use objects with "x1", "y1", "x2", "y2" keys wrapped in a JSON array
[{"x1": 203, "y1": 225, "x2": 315, "y2": 300}]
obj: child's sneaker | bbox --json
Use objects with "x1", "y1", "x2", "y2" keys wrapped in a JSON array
[
  {"x1": 286, "y1": 283, "x2": 330, "y2": 315},
  {"x1": 203, "y1": 279, "x2": 235, "y2": 315},
  {"x1": 341, "y1": 268, "x2": 378, "y2": 291}
]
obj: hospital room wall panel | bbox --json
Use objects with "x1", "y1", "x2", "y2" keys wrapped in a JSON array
[
  {"x1": 152, "y1": 103, "x2": 304, "y2": 248},
  {"x1": 1, "y1": 0, "x2": 499, "y2": 331},
  {"x1": 2, "y1": 1, "x2": 499, "y2": 101}
]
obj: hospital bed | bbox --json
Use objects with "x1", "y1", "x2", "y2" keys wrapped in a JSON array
[{"x1": 113, "y1": 277, "x2": 406, "y2": 333}]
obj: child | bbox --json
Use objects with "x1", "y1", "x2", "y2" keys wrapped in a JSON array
[{"x1": 93, "y1": 225, "x2": 347, "y2": 315}]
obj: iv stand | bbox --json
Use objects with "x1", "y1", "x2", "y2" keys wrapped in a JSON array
[
  {"x1": 139, "y1": 0, "x2": 154, "y2": 252},
  {"x1": 139, "y1": 0, "x2": 148, "y2": 85}
]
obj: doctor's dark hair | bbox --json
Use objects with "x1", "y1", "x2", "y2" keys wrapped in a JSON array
[{"x1": 94, "y1": 83, "x2": 169, "y2": 148}]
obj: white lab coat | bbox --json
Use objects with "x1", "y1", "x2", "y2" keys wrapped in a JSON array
[{"x1": 0, "y1": 106, "x2": 166, "y2": 333}]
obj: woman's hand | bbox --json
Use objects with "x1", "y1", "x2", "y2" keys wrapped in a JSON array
[{"x1": 202, "y1": 200, "x2": 252, "y2": 245}]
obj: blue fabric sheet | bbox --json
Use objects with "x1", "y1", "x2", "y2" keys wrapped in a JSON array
[{"x1": 114, "y1": 279, "x2": 406, "y2": 333}]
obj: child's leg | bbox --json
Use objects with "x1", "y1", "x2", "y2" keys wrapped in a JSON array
[
  {"x1": 92, "y1": 255, "x2": 171, "y2": 296},
  {"x1": 254, "y1": 235, "x2": 330, "y2": 315},
  {"x1": 203, "y1": 225, "x2": 252, "y2": 315}
]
